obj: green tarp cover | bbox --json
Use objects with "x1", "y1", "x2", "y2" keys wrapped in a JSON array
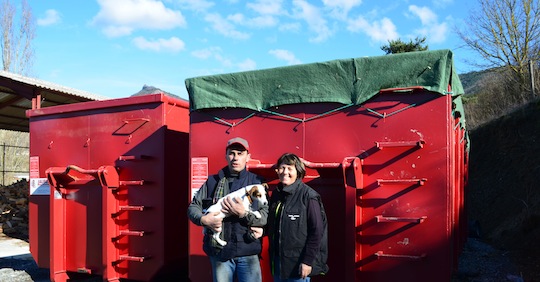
[{"x1": 185, "y1": 49, "x2": 464, "y2": 112}]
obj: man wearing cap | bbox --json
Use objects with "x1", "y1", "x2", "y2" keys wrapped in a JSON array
[{"x1": 188, "y1": 137, "x2": 267, "y2": 282}]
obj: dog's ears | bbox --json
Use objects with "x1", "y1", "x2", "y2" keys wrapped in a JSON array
[{"x1": 248, "y1": 186, "x2": 259, "y2": 194}]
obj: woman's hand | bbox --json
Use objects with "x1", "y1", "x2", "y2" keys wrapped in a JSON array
[
  {"x1": 250, "y1": 227, "x2": 264, "y2": 239},
  {"x1": 299, "y1": 263, "x2": 312, "y2": 279}
]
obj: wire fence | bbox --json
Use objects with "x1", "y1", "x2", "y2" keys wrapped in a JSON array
[{"x1": 0, "y1": 143, "x2": 29, "y2": 186}]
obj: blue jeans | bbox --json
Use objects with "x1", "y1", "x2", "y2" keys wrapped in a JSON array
[
  {"x1": 209, "y1": 254, "x2": 262, "y2": 282},
  {"x1": 273, "y1": 256, "x2": 311, "y2": 282}
]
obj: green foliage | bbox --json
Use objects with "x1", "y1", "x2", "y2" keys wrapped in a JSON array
[
  {"x1": 380, "y1": 36, "x2": 428, "y2": 55},
  {"x1": 461, "y1": 66, "x2": 538, "y2": 129}
]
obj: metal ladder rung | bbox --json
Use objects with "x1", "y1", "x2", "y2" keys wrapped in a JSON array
[
  {"x1": 112, "y1": 255, "x2": 150, "y2": 265},
  {"x1": 375, "y1": 251, "x2": 426, "y2": 260},
  {"x1": 375, "y1": 140, "x2": 425, "y2": 149},
  {"x1": 112, "y1": 230, "x2": 146, "y2": 242},
  {"x1": 377, "y1": 178, "x2": 427, "y2": 186},
  {"x1": 120, "y1": 180, "x2": 144, "y2": 186},
  {"x1": 376, "y1": 215, "x2": 427, "y2": 223}
]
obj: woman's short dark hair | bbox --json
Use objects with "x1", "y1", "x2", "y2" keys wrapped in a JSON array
[{"x1": 276, "y1": 153, "x2": 306, "y2": 179}]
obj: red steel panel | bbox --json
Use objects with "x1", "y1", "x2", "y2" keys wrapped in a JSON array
[
  {"x1": 189, "y1": 91, "x2": 465, "y2": 282},
  {"x1": 28, "y1": 94, "x2": 190, "y2": 282}
]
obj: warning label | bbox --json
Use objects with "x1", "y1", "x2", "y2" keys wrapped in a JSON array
[
  {"x1": 30, "y1": 178, "x2": 50, "y2": 195},
  {"x1": 191, "y1": 157, "x2": 209, "y2": 195}
]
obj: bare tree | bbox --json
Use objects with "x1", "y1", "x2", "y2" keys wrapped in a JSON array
[
  {"x1": 0, "y1": 0, "x2": 35, "y2": 75},
  {"x1": 456, "y1": 0, "x2": 540, "y2": 90}
]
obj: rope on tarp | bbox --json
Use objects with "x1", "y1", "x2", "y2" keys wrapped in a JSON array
[
  {"x1": 203, "y1": 97, "x2": 421, "y2": 128},
  {"x1": 260, "y1": 103, "x2": 355, "y2": 123},
  {"x1": 364, "y1": 103, "x2": 417, "y2": 118},
  {"x1": 207, "y1": 112, "x2": 256, "y2": 127}
]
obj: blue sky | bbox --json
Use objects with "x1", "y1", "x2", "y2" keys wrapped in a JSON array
[{"x1": 26, "y1": 0, "x2": 479, "y2": 100}]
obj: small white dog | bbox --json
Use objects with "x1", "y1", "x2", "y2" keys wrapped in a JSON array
[{"x1": 204, "y1": 183, "x2": 268, "y2": 246}]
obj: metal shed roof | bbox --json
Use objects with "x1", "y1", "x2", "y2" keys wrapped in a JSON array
[{"x1": 0, "y1": 70, "x2": 109, "y2": 132}]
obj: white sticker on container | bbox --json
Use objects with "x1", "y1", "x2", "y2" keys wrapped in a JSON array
[
  {"x1": 191, "y1": 157, "x2": 209, "y2": 192},
  {"x1": 29, "y1": 178, "x2": 50, "y2": 195}
]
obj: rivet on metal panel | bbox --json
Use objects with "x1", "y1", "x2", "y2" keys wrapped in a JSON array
[
  {"x1": 84, "y1": 138, "x2": 90, "y2": 147},
  {"x1": 48, "y1": 141, "x2": 53, "y2": 149}
]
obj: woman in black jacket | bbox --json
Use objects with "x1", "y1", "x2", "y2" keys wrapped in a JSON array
[{"x1": 266, "y1": 153, "x2": 329, "y2": 281}]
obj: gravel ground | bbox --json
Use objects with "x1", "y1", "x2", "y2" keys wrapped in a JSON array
[
  {"x1": 0, "y1": 236, "x2": 527, "y2": 282},
  {"x1": 452, "y1": 238, "x2": 524, "y2": 282}
]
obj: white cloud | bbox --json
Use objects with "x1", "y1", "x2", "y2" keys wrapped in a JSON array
[
  {"x1": 292, "y1": 0, "x2": 333, "y2": 43},
  {"x1": 279, "y1": 22, "x2": 301, "y2": 32},
  {"x1": 269, "y1": 49, "x2": 302, "y2": 65},
  {"x1": 204, "y1": 13, "x2": 250, "y2": 40},
  {"x1": 409, "y1": 5, "x2": 437, "y2": 25},
  {"x1": 191, "y1": 47, "x2": 256, "y2": 71},
  {"x1": 247, "y1": 15, "x2": 279, "y2": 28},
  {"x1": 347, "y1": 16, "x2": 398, "y2": 43},
  {"x1": 190, "y1": 46, "x2": 232, "y2": 67},
  {"x1": 433, "y1": 0, "x2": 454, "y2": 8},
  {"x1": 177, "y1": 0, "x2": 215, "y2": 12},
  {"x1": 228, "y1": 13, "x2": 278, "y2": 28},
  {"x1": 92, "y1": 0, "x2": 186, "y2": 37},
  {"x1": 322, "y1": 0, "x2": 363, "y2": 19},
  {"x1": 38, "y1": 9, "x2": 61, "y2": 26},
  {"x1": 414, "y1": 22, "x2": 448, "y2": 43},
  {"x1": 408, "y1": 5, "x2": 448, "y2": 43},
  {"x1": 237, "y1": 58, "x2": 257, "y2": 71},
  {"x1": 191, "y1": 47, "x2": 222, "y2": 59},
  {"x1": 132, "y1": 36, "x2": 186, "y2": 52},
  {"x1": 247, "y1": 0, "x2": 284, "y2": 15}
]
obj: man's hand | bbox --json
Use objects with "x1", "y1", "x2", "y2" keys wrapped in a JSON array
[
  {"x1": 222, "y1": 196, "x2": 247, "y2": 217},
  {"x1": 299, "y1": 263, "x2": 312, "y2": 279},
  {"x1": 200, "y1": 212, "x2": 223, "y2": 232}
]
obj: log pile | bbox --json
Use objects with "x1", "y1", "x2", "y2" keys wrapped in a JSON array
[{"x1": 0, "y1": 179, "x2": 29, "y2": 240}]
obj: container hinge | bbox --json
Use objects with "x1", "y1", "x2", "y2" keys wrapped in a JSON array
[
  {"x1": 111, "y1": 230, "x2": 146, "y2": 242},
  {"x1": 375, "y1": 251, "x2": 426, "y2": 261},
  {"x1": 375, "y1": 215, "x2": 427, "y2": 223},
  {"x1": 375, "y1": 140, "x2": 425, "y2": 149},
  {"x1": 377, "y1": 178, "x2": 427, "y2": 186}
]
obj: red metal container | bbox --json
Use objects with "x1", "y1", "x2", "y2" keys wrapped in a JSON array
[
  {"x1": 186, "y1": 50, "x2": 469, "y2": 281},
  {"x1": 27, "y1": 93, "x2": 190, "y2": 281}
]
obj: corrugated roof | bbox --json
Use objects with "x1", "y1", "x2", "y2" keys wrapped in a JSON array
[
  {"x1": 0, "y1": 70, "x2": 109, "y2": 132},
  {"x1": 0, "y1": 70, "x2": 109, "y2": 101}
]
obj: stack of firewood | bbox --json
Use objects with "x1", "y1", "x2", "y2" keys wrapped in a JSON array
[{"x1": 0, "y1": 179, "x2": 29, "y2": 240}]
